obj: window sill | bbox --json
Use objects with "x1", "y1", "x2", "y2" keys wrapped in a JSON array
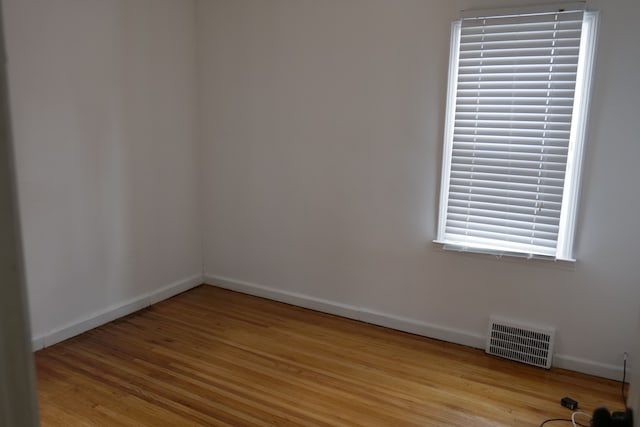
[{"x1": 432, "y1": 240, "x2": 577, "y2": 265}]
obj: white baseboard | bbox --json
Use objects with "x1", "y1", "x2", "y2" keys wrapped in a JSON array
[
  {"x1": 204, "y1": 274, "x2": 485, "y2": 349},
  {"x1": 357, "y1": 309, "x2": 485, "y2": 349},
  {"x1": 205, "y1": 274, "x2": 364, "y2": 322},
  {"x1": 204, "y1": 274, "x2": 623, "y2": 381},
  {"x1": 32, "y1": 273, "x2": 204, "y2": 351},
  {"x1": 34, "y1": 272, "x2": 623, "y2": 381},
  {"x1": 553, "y1": 354, "x2": 623, "y2": 381}
]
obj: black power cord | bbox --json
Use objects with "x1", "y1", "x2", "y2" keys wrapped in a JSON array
[
  {"x1": 538, "y1": 418, "x2": 572, "y2": 426},
  {"x1": 538, "y1": 418, "x2": 589, "y2": 427}
]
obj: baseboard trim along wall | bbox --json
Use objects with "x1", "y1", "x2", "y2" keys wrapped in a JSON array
[
  {"x1": 31, "y1": 274, "x2": 204, "y2": 351},
  {"x1": 204, "y1": 275, "x2": 485, "y2": 352},
  {"x1": 30, "y1": 271, "x2": 624, "y2": 381},
  {"x1": 552, "y1": 355, "x2": 623, "y2": 382},
  {"x1": 204, "y1": 274, "x2": 624, "y2": 381}
]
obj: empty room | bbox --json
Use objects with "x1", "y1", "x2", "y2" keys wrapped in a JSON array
[{"x1": 1, "y1": 0, "x2": 640, "y2": 426}]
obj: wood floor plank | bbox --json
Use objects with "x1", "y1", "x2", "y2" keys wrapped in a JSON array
[{"x1": 36, "y1": 284, "x2": 624, "y2": 426}]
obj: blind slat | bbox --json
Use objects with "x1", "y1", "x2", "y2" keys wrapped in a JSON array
[
  {"x1": 446, "y1": 219, "x2": 559, "y2": 239},
  {"x1": 447, "y1": 206, "x2": 561, "y2": 225},
  {"x1": 448, "y1": 190, "x2": 563, "y2": 208}
]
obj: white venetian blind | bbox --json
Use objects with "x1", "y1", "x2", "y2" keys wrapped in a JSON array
[{"x1": 440, "y1": 8, "x2": 585, "y2": 257}]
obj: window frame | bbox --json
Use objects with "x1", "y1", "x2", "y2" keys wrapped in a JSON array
[{"x1": 435, "y1": 8, "x2": 599, "y2": 261}]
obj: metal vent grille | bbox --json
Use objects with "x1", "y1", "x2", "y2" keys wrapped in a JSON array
[{"x1": 486, "y1": 316, "x2": 555, "y2": 369}]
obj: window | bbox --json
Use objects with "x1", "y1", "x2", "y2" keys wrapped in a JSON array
[{"x1": 436, "y1": 4, "x2": 598, "y2": 261}]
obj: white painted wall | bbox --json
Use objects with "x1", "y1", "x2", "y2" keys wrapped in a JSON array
[
  {"x1": 199, "y1": 0, "x2": 640, "y2": 379},
  {"x1": 2, "y1": 0, "x2": 202, "y2": 346}
]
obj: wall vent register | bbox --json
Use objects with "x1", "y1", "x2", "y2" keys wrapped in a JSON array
[{"x1": 486, "y1": 315, "x2": 555, "y2": 369}]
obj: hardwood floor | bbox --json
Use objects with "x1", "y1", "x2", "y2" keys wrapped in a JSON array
[{"x1": 36, "y1": 285, "x2": 623, "y2": 426}]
